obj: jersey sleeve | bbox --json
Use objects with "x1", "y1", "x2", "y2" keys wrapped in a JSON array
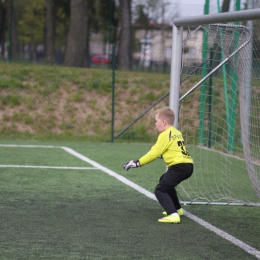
[{"x1": 139, "y1": 132, "x2": 169, "y2": 166}]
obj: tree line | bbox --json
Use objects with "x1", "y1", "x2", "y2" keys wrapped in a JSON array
[
  {"x1": 1, "y1": 0, "x2": 251, "y2": 70},
  {"x1": 0, "y1": 0, "x2": 179, "y2": 70},
  {"x1": 0, "y1": 0, "x2": 134, "y2": 69}
]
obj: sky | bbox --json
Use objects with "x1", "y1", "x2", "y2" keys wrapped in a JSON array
[
  {"x1": 131, "y1": 0, "x2": 249, "y2": 25},
  {"x1": 167, "y1": 0, "x2": 248, "y2": 18},
  {"x1": 168, "y1": 0, "x2": 205, "y2": 18}
]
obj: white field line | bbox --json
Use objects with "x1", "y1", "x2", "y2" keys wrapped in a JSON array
[
  {"x1": 63, "y1": 146, "x2": 260, "y2": 260},
  {"x1": 0, "y1": 165, "x2": 97, "y2": 170},
  {"x1": 0, "y1": 144, "x2": 97, "y2": 170},
  {"x1": 0, "y1": 144, "x2": 61, "y2": 148},
  {"x1": 1, "y1": 144, "x2": 260, "y2": 259}
]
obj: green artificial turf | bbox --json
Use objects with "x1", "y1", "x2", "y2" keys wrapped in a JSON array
[{"x1": 0, "y1": 140, "x2": 259, "y2": 259}]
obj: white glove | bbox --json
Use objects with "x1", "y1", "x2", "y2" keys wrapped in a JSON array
[{"x1": 123, "y1": 160, "x2": 140, "y2": 171}]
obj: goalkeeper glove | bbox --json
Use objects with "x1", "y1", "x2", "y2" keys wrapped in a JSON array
[{"x1": 123, "y1": 160, "x2": 140, "y2": 171}]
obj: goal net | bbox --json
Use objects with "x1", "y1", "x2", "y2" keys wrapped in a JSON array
[{"x1": 173, "y1": 11, "x2": 260, "y2": 206}]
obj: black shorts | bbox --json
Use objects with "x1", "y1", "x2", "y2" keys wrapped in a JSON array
[{"x1": 158, "y1": 163, "x2": 193, "y2": 189}]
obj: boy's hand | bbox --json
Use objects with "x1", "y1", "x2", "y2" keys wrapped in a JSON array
[{"x1": 123, "y1": 160, "x2": 140, "y2": 171}]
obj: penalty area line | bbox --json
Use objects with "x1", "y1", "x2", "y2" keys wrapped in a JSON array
[
  {"x1": 0, "y1": 165, "x2": 98, "y2": 170},
  {"x1": 63, "y1": 146, "x2": 260, "y2": 260}
]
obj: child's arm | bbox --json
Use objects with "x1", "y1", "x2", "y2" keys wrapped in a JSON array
[{"x1": 123, "y1": 133, "x2": 166, "y2": 171}]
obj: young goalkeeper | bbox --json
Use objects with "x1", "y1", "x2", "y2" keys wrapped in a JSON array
[{"x1": 123, "y1": 106, "x2": 193, "y2": 224}]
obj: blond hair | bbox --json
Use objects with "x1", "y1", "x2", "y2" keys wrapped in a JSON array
[{"x1": 154, "y1": 107, "x2": 175, "y2": 125}]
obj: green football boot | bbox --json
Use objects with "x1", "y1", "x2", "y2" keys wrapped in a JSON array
[{"x1": 158, "y1": 214, "x2": 180, "y2": 224}]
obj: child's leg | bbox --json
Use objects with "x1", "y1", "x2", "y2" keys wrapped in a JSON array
[
  {"x1": 159, "y1": 174, "x2": 181, "y2": 210},
  {"x1": 155, "y1": 163, "x2": 193, "y2": 215},
  {"x1": 155, "y1": 184, "x2": 177, "y2": 215},
  {"x1": 167, "y1": 188, "x2": 181, "y2": 210}
]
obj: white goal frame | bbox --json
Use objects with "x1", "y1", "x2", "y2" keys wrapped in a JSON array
[{"x1": 170, "y1": 8, "x2": 260, "y2": 206}]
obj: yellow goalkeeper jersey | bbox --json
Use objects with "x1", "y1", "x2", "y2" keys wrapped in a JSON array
[{"x1": 139, "y1": 126, "x2": 193, "y2": 167}]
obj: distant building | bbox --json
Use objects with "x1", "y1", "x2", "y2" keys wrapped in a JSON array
[
  {"x1": 88, "y1": 22, "x2": 203, "y2": 68},
  {"x1": 134, "y1": 22, "x2": 203, "y2": 67}
]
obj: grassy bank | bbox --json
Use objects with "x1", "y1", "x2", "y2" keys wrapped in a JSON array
[{"x1": 0, "y1": 62, "x2": 174, "y2": 142}]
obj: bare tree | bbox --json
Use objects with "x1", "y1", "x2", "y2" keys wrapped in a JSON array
[
  {"x1": 118, "y1": 0, "x2": 132, "y2": 70},
  {"x1": 160, "y1": 1, "x2": 171, "y2": 68},
  {"x1": 6, "y1": 0, "x2": 20, "y2": 59},
  {"x1": 44, "y1": 0, "x2": 55, "y2": 63},
  {"x1": 0, "y1": 0, "x2": 6, "y2": 58},
  {"x1": 64, "y1": 0, "x2": 88, "y2": 67}
]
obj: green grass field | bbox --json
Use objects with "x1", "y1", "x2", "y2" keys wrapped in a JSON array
[{"x1": 0, "y1": 140, "x2": 260, "y2": 260}]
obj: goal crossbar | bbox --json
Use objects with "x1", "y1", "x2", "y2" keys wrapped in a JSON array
[{"x1": 173, "y1": 8, "x2": 260, "y2": 26}]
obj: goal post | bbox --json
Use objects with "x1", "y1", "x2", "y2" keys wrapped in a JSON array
[
  {"x1": 170, "y1": 25, "x2": 183, "y2": 129},
  {"x1": 170, "y1": 8, "x2": 260, "y2": 206}
]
